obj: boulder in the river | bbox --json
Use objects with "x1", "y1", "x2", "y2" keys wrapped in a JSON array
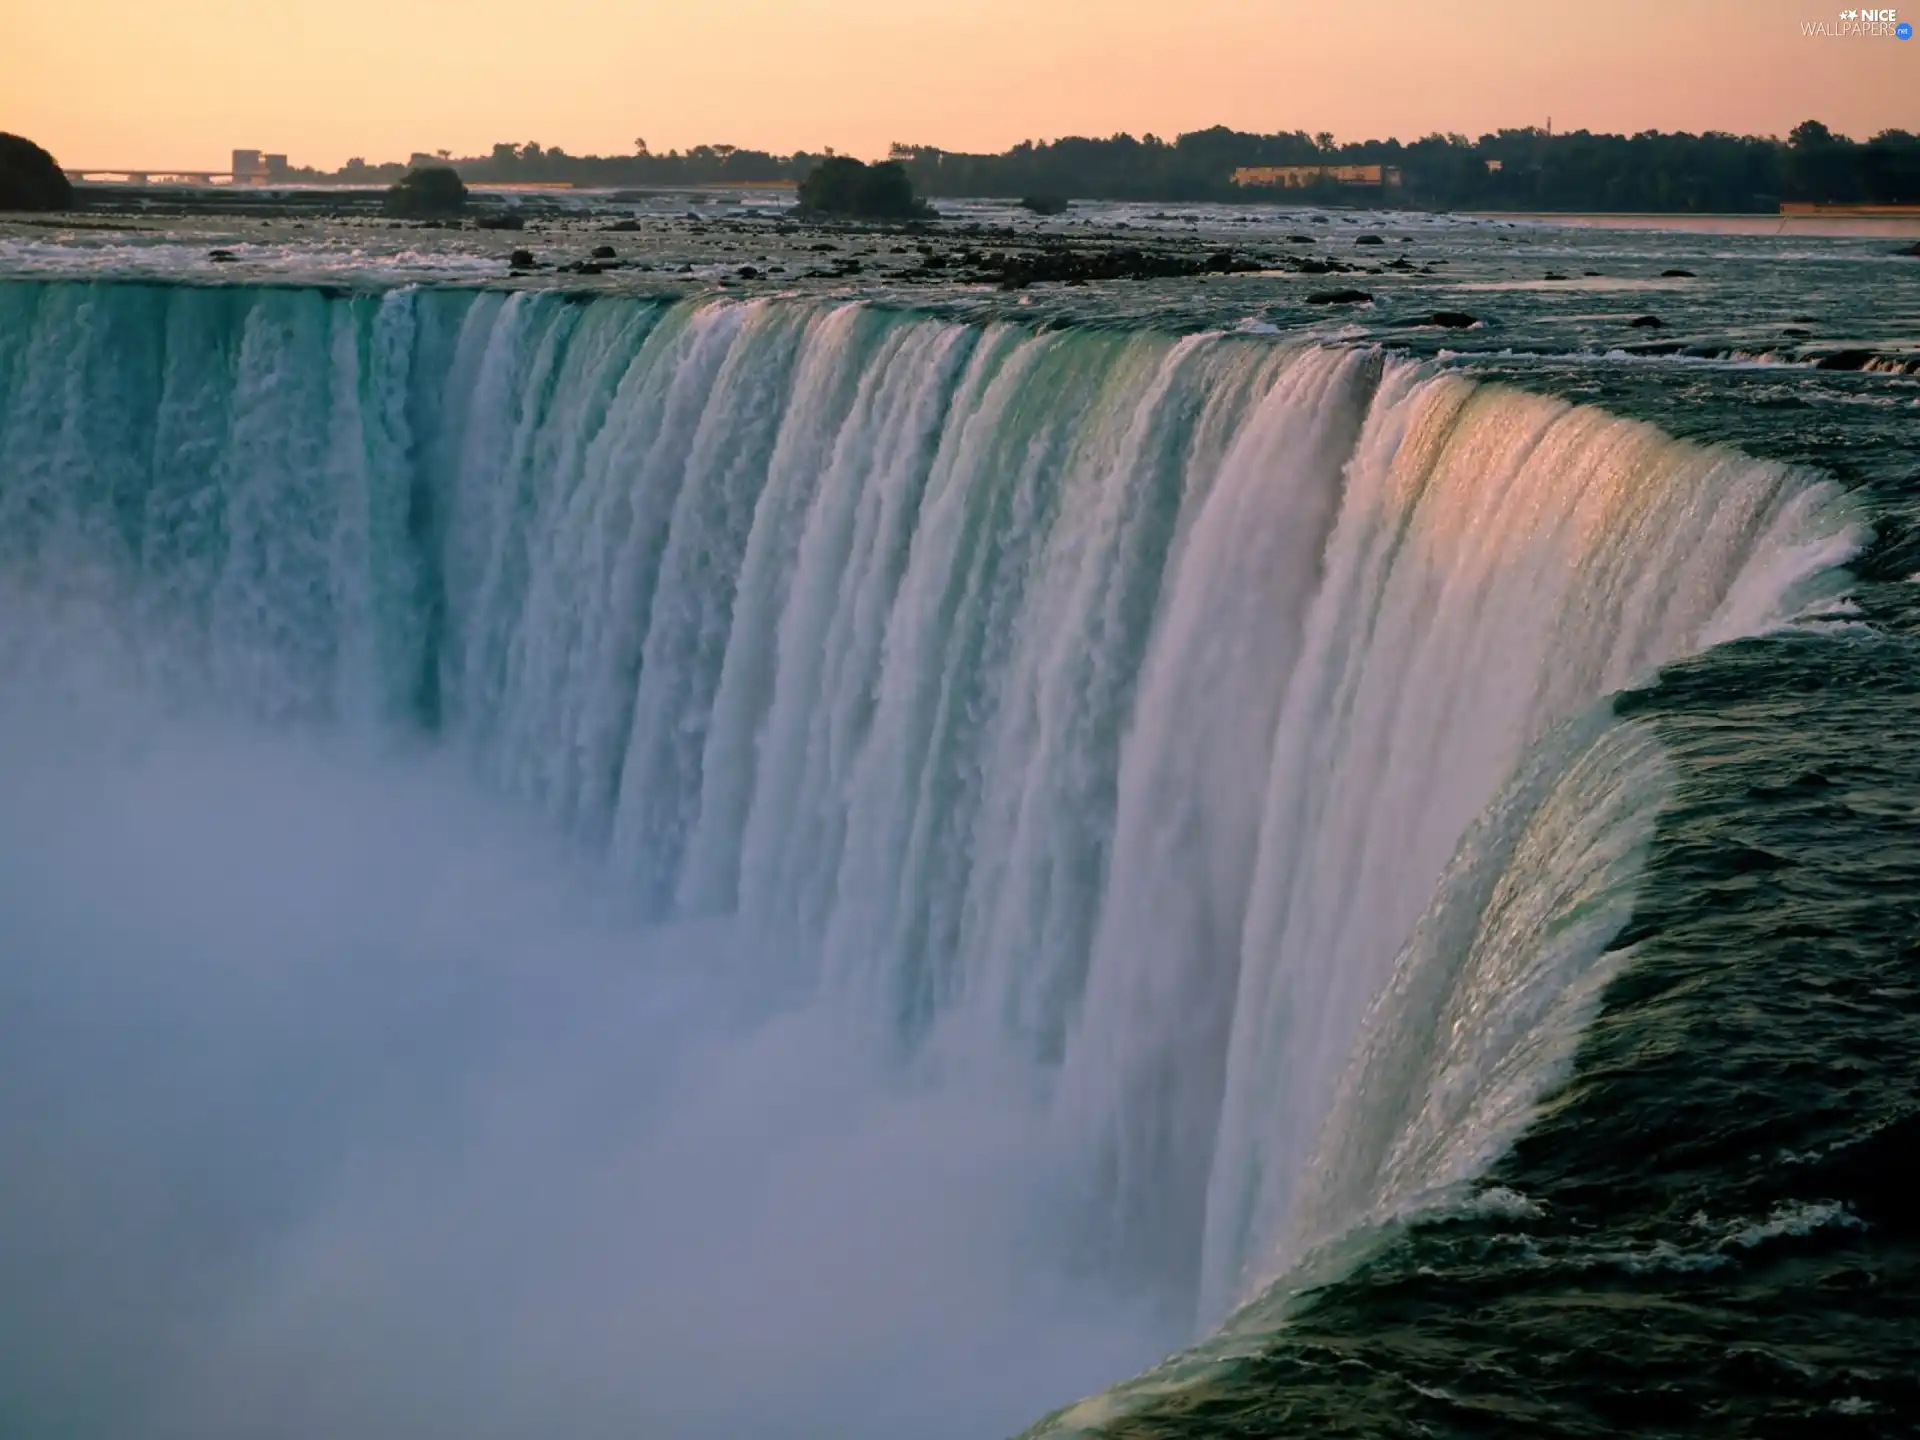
[
  {"x1": 1429, "y1": 311, "x2": 1479, "y2": 328},
  {"x1": 474, "y1": 212, "x2": 524, "y2": 231},
  {"x1": 590, "y1": 244, "x2": 616, "y2": 259},
  {"x1": 207, "y1": 250, "x2": 237, "y2": 263},
  {"x1": 1897, "y1": 242, "x2": 1920, "y2": 257},
  {"x1": 1629, "y1": 314, "x2": 1664, "y2": 328},
  {"x1": 1812, "y1": 349, "x2": 1876, "y2": 371},
  {"x1": 737, "y1": 265, "x2": 759, "y2": 279},
  {"x1": 1203, "y1": 250, "x2": 1256, "y2": 273},
  {"x1": 508, "y1": 248, "x2": 535, "y2": 269},
  {"x1": 1354, "y1": 234, "x2": 1385, "y2": 245},
  {"x1": 605, "y1": 218, "x2": 642, "y2": 232},
  {"x1": 1661, "y1": 268, "x2": 1697, "y2": 278},
  {"x1": 1306, "y1": 288, "x2": 1373, "y2": 304}
]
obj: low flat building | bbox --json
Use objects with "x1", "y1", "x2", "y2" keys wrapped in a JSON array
[{"x1": 1232, "y1": 163, "x2": 1403, "y2": 189}]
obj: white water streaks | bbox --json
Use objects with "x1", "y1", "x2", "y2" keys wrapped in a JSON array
[
  {"x1": 0, "y1": 279, "x2": 1865, "y2": 1434},
  {"x1": 1190, "y1": 372, "x2": 1861, "y2": 1321}
]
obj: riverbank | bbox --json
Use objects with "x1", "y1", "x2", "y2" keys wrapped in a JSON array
[{"x1": 1465, "y1": 210, "x2": 1920, "y2": 238}]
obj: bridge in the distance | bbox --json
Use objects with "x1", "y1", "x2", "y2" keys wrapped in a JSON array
[
  {"x1": 66, "y1": 169, "x2": 241, "y2": 185},
  {"x1": 69, "y1": 150, "x2": 292, "y2": 186}
]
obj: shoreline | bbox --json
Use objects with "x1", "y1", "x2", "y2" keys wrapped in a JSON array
[{"x1": 1463, "y1": 210, "x2": 1920, "y2": 238}]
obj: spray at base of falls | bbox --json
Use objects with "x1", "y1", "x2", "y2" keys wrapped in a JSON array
[{"x1": 0, "y1": 280, "x2": 1864, "y2": 1433}]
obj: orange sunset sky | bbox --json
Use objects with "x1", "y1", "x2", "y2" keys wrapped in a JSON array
[{"x1": 4, "y1": 0, "x2": 1914, "y2": 171}]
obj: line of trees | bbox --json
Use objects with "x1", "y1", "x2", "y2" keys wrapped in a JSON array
[
  {"x1": 293, "y1": 124, "x2": 1920, "y2": 212},
  {"x1": 292, "y1": 141, "x2": 816, "y2": 189},
  {"x1": 0, "y1": 132, "x2": 74, "y2": 211}
]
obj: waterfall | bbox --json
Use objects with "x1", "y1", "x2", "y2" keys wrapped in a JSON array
[{"x1": 0, "y1": 279, "x2": 1863, "y2": 1435}]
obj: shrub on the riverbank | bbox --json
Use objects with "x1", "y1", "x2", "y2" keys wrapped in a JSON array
[{"x1": 0, "y1": 134, "x2": 74, "y2": 212}]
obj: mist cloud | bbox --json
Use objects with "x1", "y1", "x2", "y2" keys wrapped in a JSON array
[{"x1": 0, "y1": 704, "x2": 1167, "y2": 1439}]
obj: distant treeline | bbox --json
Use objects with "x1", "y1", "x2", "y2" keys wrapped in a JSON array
[
  {"x1": 292, "y1": 142, "x2": 820, "y2": 190},
  {"x1": 296, "y1": 122, "x2": 1920, "y2": 211}
]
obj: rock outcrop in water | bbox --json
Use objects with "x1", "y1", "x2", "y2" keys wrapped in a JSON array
[
  {"x1": 0, "y1": 133, "x2": 74, "y2": 212},
  {"x1": 964, "y1": 245, "x2": 1265, "y2": 288},
  {"x1": 1812, "y1": 349, "x2": 1877, "y2": 371},
  {"x1": 384, "y1": 166, "x2": 467, "y2": 218},
  {"x1": 796, "y1": 157, "x2": 932, "y2": 220}
]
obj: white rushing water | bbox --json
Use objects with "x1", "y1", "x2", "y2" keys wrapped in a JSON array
[{"x1": 0, "y1": 280, "x2": 1863, "y2": 1438}]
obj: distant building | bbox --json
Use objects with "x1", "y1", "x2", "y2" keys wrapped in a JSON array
[
  {"x1": 1231, "y1": 163, "x2": 1403, "y2": 189},
  {"x1": 1485, "y1": 159, "x2": 1504, "y2": 173},
  {"x1": 228, "y1": 150, "x2": 290, "y2": 185}
]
